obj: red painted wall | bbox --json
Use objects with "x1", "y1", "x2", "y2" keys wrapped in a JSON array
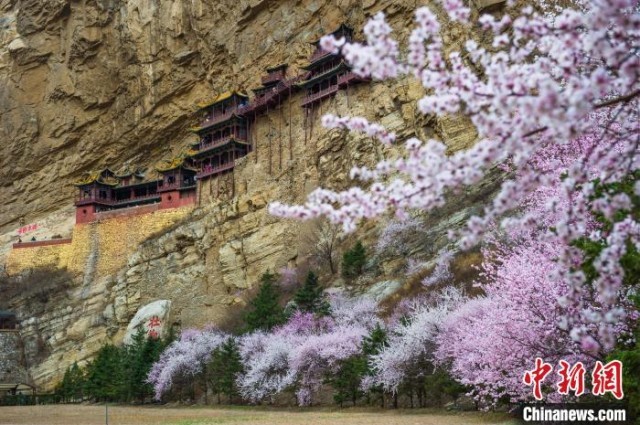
[
  {"x1": 76, "y1": 204, "x2": 97, "y2": 224},
  {"x1": 75, "y1": 189, "x2": 196, "y2": 224},
  {"x1": 159, "y1": 189, "x2": 196, "y2": 210}
]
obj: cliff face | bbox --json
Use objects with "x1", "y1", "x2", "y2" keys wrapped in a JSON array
[
  {"x1": 0, "y1": 0, "x2": 495, "y2": 391},
  {"x1": 0, "y1": 0, "x2": 417, "y2": 233}
]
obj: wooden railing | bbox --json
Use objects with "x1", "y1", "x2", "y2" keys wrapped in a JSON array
[
  {"x1": 158, "y1": 183, "x2": 196, "y2": 192},
  {"x1": 338, "y1": 72, "x2": 363, "y2": 86},
  {"x1": 199, "y1": 104, "x2": 252, "y2": 129},
  {"x1": 249, "y1": 79, "x2": 297, "y2": 113},
  {"x1": 301, "y1": 85, "x2": 339, "y2": 107},
  {"x1": 76, "y1": 193, "x2": 160, "y2": 206},
  {"x1": 113, "y1": 193, "x2": 160, "y2": 205},
  {"x1": 261, "y1": 72, "x2": 285, "y2": 85},
  {"x1": 75, "y1": 196, "x2": 112, "y2": 206},
  {"x1": 309, "y1": 49, "x2": 333, "y2": 64},
  {"x1": 196, "y1": 162, "x2": 235, "y2": 179},
  {"x1": 197, "y1": 134, "x2": 247, "y2": 153}
]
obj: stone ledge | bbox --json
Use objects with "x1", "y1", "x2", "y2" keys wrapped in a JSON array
[{"x1": 12, "y1": 238, "x2": 72, "y2": 249}]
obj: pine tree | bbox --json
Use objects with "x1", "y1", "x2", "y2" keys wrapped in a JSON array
[
  {"x1": 245, "y1": 271, "x2": 286, "y2": 332},
  {"x1": 342, "y1": 241, "x2": 366, "y2": 279},
  {"x1": 67, "y1": 362, "x2": 86, "y2": 402},
  {"x1": 56, "y1": 366, "x2": 73, "y2": 402},
  {"x1": 123, "y1": 328, "x2": 164, "y2": 402},
  {"x1": 330, "y1": 324, "x2": 387, "y2": 408},
  {"x1": 209, "y1": 338, "x2": 243, "y2": 404},
  {"x1": 362, "y1": 322, "x2": 388, "y2": 407},
  {"x1": 293, "y1": 270, "x2": 330, "y2": 315},
  {"x1": 84, "y1": 344, "x2": 125, "y2": 401},
  {"x1": 330, "y1": 356, "x2": 367, "y2": 407}
]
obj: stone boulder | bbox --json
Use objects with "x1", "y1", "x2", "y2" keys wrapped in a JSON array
[{"x1": 123, "y1": 300, "x2": 171, "y2": 344}]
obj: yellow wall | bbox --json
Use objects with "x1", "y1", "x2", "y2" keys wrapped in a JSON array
[{"x1": 6, "y1": 207, "x2": 192, "y2": 277}]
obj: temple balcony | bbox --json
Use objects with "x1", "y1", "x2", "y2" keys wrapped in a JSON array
[
  {"x1": 308, "y1": 49, "x2": 333, "y2": 65},
  {"x1": 199, "y1": 105, "x2": 251, "y2": 130},
  {"x1": 113, "y1": 193, "x2": 160, "y2": 205},
  {"x1": 157, "y1": 182, "x2": 197, "y2": 193},
  {"x1": 75, "y1": 196, "x2": 113, "y2": 206},
  {"x1": 261, "y1": 71, "x2": 285, "y2": 86},
  {"x1": 250, "y1": 78, "x2": 299, "y2": 114},
  {"x1": 338, "y1": 71, "x2": 366, "y2": 87},
  {"x1": 196, "y1": 135, "x2": 248, "y2": 156},
  {"x1": 196, "y1": 162, "x2": 235, "y2": 179},
  {"x1": 301, "y1": 84, "x2": 339, "y2": 107}
]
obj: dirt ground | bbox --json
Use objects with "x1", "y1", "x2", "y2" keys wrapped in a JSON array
[{"x1": 0, "y1": 405, "x2": 517, "y2": 425}]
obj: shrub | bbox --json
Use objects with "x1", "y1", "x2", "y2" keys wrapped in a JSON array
[{"x1": 342, "y1": 241, "x2": 366, "y2": 280}]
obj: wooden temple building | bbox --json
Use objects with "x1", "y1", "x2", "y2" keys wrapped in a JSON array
[
  {"x1": 72, "y1": 24, "x2": 368, "y2": 224},
  {"x1": 74, "y1": 165, "x2": 197, "y2": 224},
  {"x1": 298, "y1": 24, "x2": 365, "y2": 108},
  {"x1": 248, "y1": 64, "x2": 299, "y2": 115},
  {"x1": 156, "y1": 158, "x2": 198, "y2": 209},
  {"x1": 188, "y1": 91, "x2": 251, "y2": 180}
]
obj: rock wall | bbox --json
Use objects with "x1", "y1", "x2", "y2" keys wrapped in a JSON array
[
  {"x1": 0, "y1": 332, "x2": 27, "y2": 384},
  {"x1": 0, "y1": 0, "x2": 425, "y2": 233},
  {"x1": 6, "y1": 206, "x2": 192, "y2": 276}
]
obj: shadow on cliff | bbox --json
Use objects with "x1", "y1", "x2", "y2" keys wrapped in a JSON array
[{"x1": 0, "y1": 267, "x2": 74, "y2": 314}]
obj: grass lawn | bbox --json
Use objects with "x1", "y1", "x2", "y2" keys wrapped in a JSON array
[{"x1": 0, "y1": 404, "x2": 518, "y2": 425}]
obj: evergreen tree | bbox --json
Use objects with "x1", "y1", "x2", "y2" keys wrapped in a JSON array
[
  {"x1": 56, "y1": 366, "x2": 73, "y2": 402},
  {"x1": 293, "y1": 271, "x2": 330, "y2": 315},
  {"x1": 67, "y1": 362, "x2": 86, "y2": 402},
  {"x1": 361, "y1": 323, "x2": 387, "y2": 407},
  {"x1": 123, "y1": 328, "x2": 164, "y2": 402},
  {"x1": 245, "y1": 271, "x2": 286, "y2": 332},
  {"x1": 330, "y1": 355, "x2": 367, "y2": 407},
  {"x1": 329, "y1": 323, "x2": 388, "y2": 408},
  {"x1": 209, "y1": 338, "x2": 243, "y2": 404},
  {"x1": 57, "y1": 328, "x2": 170, "y2": 404},
  {"x1": 84, "y1": 344, "x2": 125, "y2": 401},
  {"x1": 342, "y1": 241, "x2": 367, "y2": 279}
]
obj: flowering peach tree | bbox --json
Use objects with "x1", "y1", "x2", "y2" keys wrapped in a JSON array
[{"x1": 270, "y1": 0, "x2": 639, "y2": 354}]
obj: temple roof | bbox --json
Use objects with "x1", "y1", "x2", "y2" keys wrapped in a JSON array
[
  {"x1": 301, "y1": 52, "x2": 340, "y2": 70},
  {"x1": 297, "y1": 61, "x2": 348, "y2": 87},
  {"x1": 310, "y1": 23, "x2": 353, "y2": 46},
  {"x1": 113, "y1": 178, "x2": 161, "y2": 190},
  {"x1": 156, "y1": 156, "x2": 197, "y2": 173},
  {"x1": 191, "y1": 113, "x2": 247, "y2": 133},
  {"x1": 75, "y1": 167, "x2": 157, "y2": 187},
  {"x1": 266, "y1": 63, "x2": 288, "y2": 72},
  {"x1": 197, "y1": 91, "x2": 249, "y2": 109},
  {"x1": 187, "y1": 138, "x2": 249, "y2": 158},
  {"x1": 74, "y1": 169, "x2": 120, "y2": 187},
  {"x1": 114, "y1": 165, "x2": 145, "y2": 179}
]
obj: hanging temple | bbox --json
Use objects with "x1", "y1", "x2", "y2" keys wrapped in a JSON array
[{"x1": 73, "y1": 24, "x2": 367, "y2": 224}]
